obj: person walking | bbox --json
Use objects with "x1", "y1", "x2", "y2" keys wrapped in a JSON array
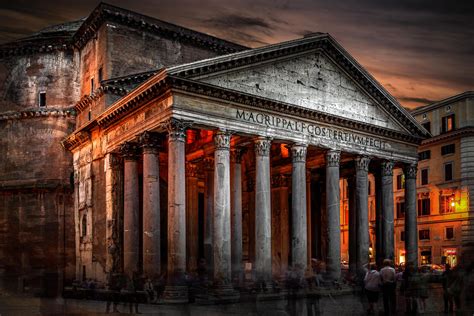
[
  {"x1": 364, "y1": 264, "x2": 382, "y2": 314},
  {"x1": 380, "y1": 259, "x2": 397, "y2": 315}
]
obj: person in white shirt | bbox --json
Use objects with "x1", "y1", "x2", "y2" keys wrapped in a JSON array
[{"x1": 364, "y1": 264, "x2": 382, "y2": 314}]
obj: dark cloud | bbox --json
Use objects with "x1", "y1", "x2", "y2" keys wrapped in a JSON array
[{"x1": 0, "y1": 0, "x2": 472, "y2": 108}]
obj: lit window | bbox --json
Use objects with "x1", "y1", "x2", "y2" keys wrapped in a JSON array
[
  {"x1": 39, "y1": 92, "x2": 46, "y2": 107},
  {"x1": 440, "y1": 194, "x2": 455, "y2": 214},
  {"x1": 441, "y1": 114, "x2": 455, "y2": 133}
]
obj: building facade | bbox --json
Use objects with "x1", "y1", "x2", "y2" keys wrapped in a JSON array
[
  {"x1": 397, "y1": 92, "x2": 474, "y2": 266},
  {"x1": 1, "y1": 3, "x2": 431, "y2": 299}
]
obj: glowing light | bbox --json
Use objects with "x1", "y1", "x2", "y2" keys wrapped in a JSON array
[{"x1": 451, "y1": 202, "x2": 455, "y2": 207}]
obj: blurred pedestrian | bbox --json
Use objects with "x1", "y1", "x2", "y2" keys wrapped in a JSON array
[
  {"x1": 418, "y1": 267, "x2": 429, "y2": 313},
  {"x1": 380, "y1": 259, "x2": 396, "y2": 315},
  {"x1": 105, "y1": 273, "x2": 121, "y2": 313},
  {"x1": 364, "y1": 263, "x2": 381, "y2": 314},
  {"x1": 442, "y1": 263, "x2": 454, "y2": 313},
  {"x1": 403, "y1": 262, "x2": 418, "y2": 313}
]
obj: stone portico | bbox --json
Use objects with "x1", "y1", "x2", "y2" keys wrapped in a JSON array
[{"x1": 63, "y1": 34, "x2": 429, "y2": 302}]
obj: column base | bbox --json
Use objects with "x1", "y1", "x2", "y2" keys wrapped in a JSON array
[{"x1": 161, "y1": 285, "x2": 189, "y2": 304}]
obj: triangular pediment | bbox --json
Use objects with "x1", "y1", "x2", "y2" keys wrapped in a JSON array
[
  {"x1": 199, "y1": 52, "x2": 406, "y2": 132},
  {"x1": 168, "y1": 35, "x2": 429, "y2": 138}
]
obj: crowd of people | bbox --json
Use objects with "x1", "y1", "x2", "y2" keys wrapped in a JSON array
[{"x1": 363, "y1": 259, "x2": 470, "y2": 314}]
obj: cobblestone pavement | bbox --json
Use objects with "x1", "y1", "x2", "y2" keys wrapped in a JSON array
[{"x1": 0, "y1": 284, "x2": 470, "y2": 315}]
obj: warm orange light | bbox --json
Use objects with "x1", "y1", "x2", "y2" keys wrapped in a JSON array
[
  {"x1": 451, "y1": 202, "x2": 455, "y2": 207},
  {"x1": 280, "y1": 144, "x2": 289, "y2": 158}
]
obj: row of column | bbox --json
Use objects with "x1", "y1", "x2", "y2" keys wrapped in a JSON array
[{"x1": 118, "y1": 118, "x2": 419, "y2": 299}]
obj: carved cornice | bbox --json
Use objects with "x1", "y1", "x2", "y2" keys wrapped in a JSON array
[
  {"x1": 381, "y1": 161, "x2": 394, "y2": 177},
  {"x1": 355, "y1": 156, "x2": 371, "y2": 172},
  {"x1": 62, "y1": 130, "x2": 90, "y2": 151},
  {"x1": 120, "y1": 142, "x2": 139, "y2": 160},
  {"x1": 0, "y1": 39, "x2": 75, "y2": 59},
  {"x1": 254, "y1": 137, "x2": 272, "y2": 157},
  {"x1": 404, "y1": 163, "x2": 418, "y2": 180},
  {"x1": 326, "y1": 150, "x2": 340, "y2": 167},
  {"x1": 139, "y1": 131, "x2": 161, "y2": 153},
  {"x1": 1, "y1": 107, "x2": 75, "y2": 121},
  {"x1": 291, "y1": 143, "x2": 307, "y2": 163},
  {"x1": 214, "y1": 130, "x2": 231, "y2": 151},
  {"x1": 160, "y1": 118, "x2": 192, "y2": 142}
]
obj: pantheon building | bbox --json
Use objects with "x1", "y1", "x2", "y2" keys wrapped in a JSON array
[{"x1": 0, "y1": 3, "x2": 429, "y2": 299}]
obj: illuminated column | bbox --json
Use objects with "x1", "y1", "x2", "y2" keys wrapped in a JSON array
[
  {"x1": 140, "y1": 131, "x2": 161, "y2": 277},
  {"x1": 291, "y1": 143, "x2": 308, "y2": 271},
  {"x1": 355, "y1": 156, "x2": 370, "y2": 277},
  {"x1": 254, "y1": 137, "x2": 272, "y2": 282},
  {"x1": 381, "y1": 161, "x2": 395, "y2": 261},
  {"x1": 326, "y1": 150, "x2": 341, "y2": 281},
  {"x1": 121, "y1": 142, "x2": 139, "y2": 277},
  {"x1": 186, "y1": 162, "x2": 199, "y2": 272},
  {"x1": 213, "y1": 131, "x2": 232, "y2": 286},
  {"x1": 231, "y1": 148, "x2": 244, "y2": 282},
  {"x1": 161, "y1": 118, "x2": 190, "y2": 303},
  {"x1": 404, "y1": 163, "x2": 418, "y2": 268}
]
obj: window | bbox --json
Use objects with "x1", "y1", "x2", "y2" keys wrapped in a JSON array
[
  {"x1": 445, "y1": 163, "x2": 453, "y2": 181},
  {"x1": 39, "y1": 92, "x2": 46, "y2": 107},
  {"x1": 445, "y1": 227, "x2": 454, "y2": 240},
  {"x1": 396, "y1": 174, "x2": 405, "y2": 190},
  {"x1": 98, "y1": 67, "x2": 103, "y2": 83},
  {"x1": 441, "y1": 114, "x2": 455, "y2": 133},
  {"x1": 401, "y1": 231, "x2": 405, "y2": 242},
  {"x1": 422, "y1": 121, "x2": 431, "y2": 134},
  {"x1": 421, "y1": 168, "x2": 429, "y2": 185},
  {"x1": 440, "y1": 195, "x2": 455, "y2": 214},
  {"x1": 418, "y1": 198, "x2": 430, "y2": 216},
  {"x1": 419, "y1": 150, "x2": 431, "y2": 161},
  {"x1": 441, "y1": 144, "x2": 455, "y2": 155},
  {"x1": 90, "y1": 77, "x2": 95, "y2": 95},
  {"x1": 396, "y1": 201, "x2": 405, "y2": 219},
  {"x1": 419, "y1": 229, "x2": 430, "y2": 240},
  {"x1": 420, "y1": 249, "x2": 432, "y2": 264}
]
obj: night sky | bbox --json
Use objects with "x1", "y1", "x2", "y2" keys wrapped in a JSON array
[{"x1": 1, "y1": 0, "x2": 473, "y2": 108}]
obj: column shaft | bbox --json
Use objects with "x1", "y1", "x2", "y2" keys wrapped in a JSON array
[
  {"x1": 326, "y1": 150, "x2": 341, "y2": 281},
  {"x1": 381, "y1": 161, "x2": 395, "y2": 261},
  {"x1": 141, "y1": 132, "x2": 161, "y2": 277},
  {"x1": 204, "y1": 157, "x2": 214, "y2": 273},
  {"x1": 255, "y1": 137, "x2": 272, "y2": 281},
  {"x1": 404, "y1": 163, "x2": 418, "y2": 268},
  {"x1": 213, "y1": 131, "x2": 232, "y2": 284},
  {"x1": 121, "y1": 142, "x2": 139, "y2": 276},
  {"x1": 356, "y1": 156, "x2": 370, "y2": 276},
  {"x1": 348, "y1": 176, "x2": 357, "y2": 276},
  {"x1": 231, "y1": 149, "x2": 243, "y2": 281},
  {"x1": 291, "y1": 144, "x2": 308, "y2": 271},
  {"x1": 186, "y1": 163, "x2": 199, "y2": 272}
]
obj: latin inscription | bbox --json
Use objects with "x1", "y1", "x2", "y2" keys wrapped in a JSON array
[{"x1": 236, "y1": 109, "x2": 386, "y2": 149}]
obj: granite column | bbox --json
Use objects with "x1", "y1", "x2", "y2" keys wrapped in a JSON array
[
  {"x1": 355, "y1": 156, "x2": 370, "y2": 277},
  {"x1": 381, "y1": 161, "x2": 395, "y2": 261},
  {"x1": 326, "y1": 150, "x2": 341, "y2": 281},
  {"x1": 404, "y1": 163, "x2": 418, "y2": 268}
]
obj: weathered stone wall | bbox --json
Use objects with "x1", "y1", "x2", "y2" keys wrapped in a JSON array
[{"x1": 0, "y1": 50, "x2": 80, "y2": 111}]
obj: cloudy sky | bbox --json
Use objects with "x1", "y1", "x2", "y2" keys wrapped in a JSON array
[{"x1": 1, "y1": 0, "x2": 473, "y2": 108}]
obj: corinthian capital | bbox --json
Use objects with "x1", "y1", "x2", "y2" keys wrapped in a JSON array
[
  {"x1": 214, "y1": 130, "x2": 231, "y2": 151},
  {"x1": 326, "y1": 150, "x2": 340, "y2": 167},
  {"x1": 355, "y1": 156, "x2": 371, "y2": 172},
  {"x1": 291, "y1": 143, "x2": 307, "y2": 163},
  {"x1": 120, "y1": 141, "x2": 139, "y2": 160},
  {"x1": 381, "y1": 160, "x2": 394, "y2": 177},
  {"x1": 231, "y1": 148, "x2": 246, "y2": 164},
  {"x1": 404, "y1": 163, "x2": 418, "y2": 179},
  {"x1": 139, "y1": 131, "x2": 161, "y2": 153},
  {"x1": 254, "y1": 137, "x2": 271, "y2": 157},
  {"x1": 159, "y1": 118, "x2": 192, "y2": 142}
]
